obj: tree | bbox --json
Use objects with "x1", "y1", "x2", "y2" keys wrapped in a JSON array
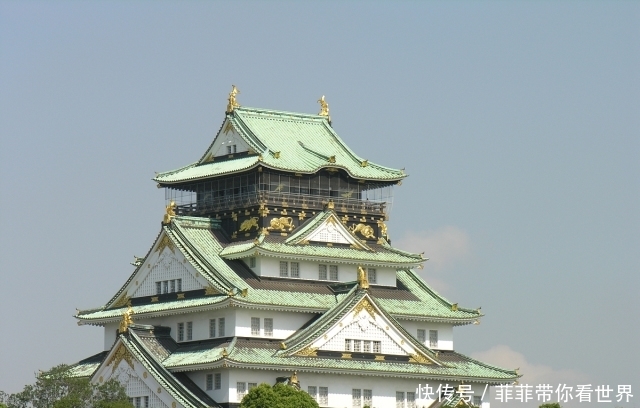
[
  {"x1": 239, "y1": 383, "x2": 319, "y2": 408},
  {"x1": 0, "y1": 365, "x2": 133, "y2": 408},
  {"x1": 539, "y1": 404, "x2": 561, "y2": 408}
]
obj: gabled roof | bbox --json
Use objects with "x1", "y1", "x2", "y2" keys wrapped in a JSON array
[
  {"x1": 284, "y1": 210, "x2": 371, "y2": 249},
  {"x1": 154, "y1": 107, "x2": 406, "y2": 185}
]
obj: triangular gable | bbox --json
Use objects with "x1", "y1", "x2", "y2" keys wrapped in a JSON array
[
  {"x1": 107, "y1": 229, "x2": 223, "y2": 309},
  {"x1": 198, "y1": 118, "x2": 256, "y2": 165},
  {"x1": 92, "y1": 328, "x2": 219, "y2": 408},
  {"x1": 286, "y1": 210, "x2": 371, "y2": 250},
  {"x1": 281, "y1": 289, "x2": 440, "y2": 365}
]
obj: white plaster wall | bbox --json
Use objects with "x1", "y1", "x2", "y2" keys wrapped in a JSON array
[
  {"x1": 322, "y1": 320, "x2": 405, "y2": 355},
  {"x1": 207, "y1": 121, "x2": 250, "y2": 158},
  {"x1": 398, "y1": 321, "x2": 454, "y2": 351},
  {"x1": 132, "y1": 308, "x2": 236, "y2": 342},
  {"x1": 235, "y1": 309, "x2": 315, "y2": 339},
  {"x1": 104, "y1": 322, "x2": 119, "y2": 350},
  {"x1": 187, "y1": 369, "x2": 229, "y2": 404}
]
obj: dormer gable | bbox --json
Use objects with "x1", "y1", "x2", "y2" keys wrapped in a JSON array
[
  {"x1": 286, "y1": 210, "x2": 371, "y2": 250},
  {"x1": 198, "y1": 118, "x2": 255, "y2": 164}
]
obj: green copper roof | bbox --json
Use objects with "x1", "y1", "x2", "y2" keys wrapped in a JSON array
[{"x1": 155, "y1": 107, "x2": 405, "y2": 184}]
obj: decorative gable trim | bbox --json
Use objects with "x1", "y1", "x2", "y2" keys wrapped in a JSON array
[{"x1": 286, "y1": 211, "x2": 371, "y2": 251}]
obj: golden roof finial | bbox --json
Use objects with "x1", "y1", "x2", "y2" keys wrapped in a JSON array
[
  {"x1": 163, "y1": 201, "x2": 176, "y2": 224},
  {"x1": 317, "y1": 95, "x2": 331, "y2": 122},
  {"x1": 357, "y1": 265, "x2": 369, "y2": 290},
  {"x1": 118, "y1": 304, "x2": 134, "y2": 333},
  {"x1": 226, "y1": 85, "x2": 240, "y2": 114}
]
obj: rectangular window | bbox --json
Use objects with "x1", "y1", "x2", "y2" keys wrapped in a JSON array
[
  {"x1": 417, "y1": 329, "x2": 426, "y2": 344},
  {"x1": 373, "y1": 341, "x2": 381, "y2": 353},
  {"x1": 329, "y1": 265, "x2": 338, "y2": 281},
  {"x1": 429, "y1": 330, "x2": 438, "y2": 348},
  {"x1": 186, "y1": 321, "x2": 193, "y2": 340},
  {"x1": 177, "y1": 322, "x2": 184, "y2": 342},
  {"x1": 363, "y1": 341, "x2": 371, "y2": 353},
  {"x1": 227, "y1": 145, "x2": 232, "y2": 155},
  {"x1": 396, "y1": 391, "x2": 405, "y2": 408},
  {"x1": 143, "y1": 396, "x2": 149, "y2": 408},
  {"x1": 345, "y1": 339, "x2": 352, "y2": 351},
  {"x1": 319, "y1": 387, "x2": 328, "y2": 405},
  {"x1": 237, "y1": 382, "x2": 246, "y2": 401},
  {"x1": 319, "y1": 264, "x2": 327, "y2": 280},
  {"x1": 163, "y1": 280, "x2": 169, "y2": 294},
  {"x1": 264, "y1": 318, "x2": 273, "y2": 337},
  {"x1": 206, "y1": 374, "x2": 213, "y2": 390},
  {"x1": 352, "y1": 389, "x2": 362, "y2": 407},
  {"x1": 363, "y1": 389, "x2": 372, "y2": 406},
  {"x1": 177, "y1": 278, "x2": 182, "y2": 292},
  {"x1": 214, "y1": 373, "x2": 221, "y2": 390},
  {"x1": 156, "y1": 282, "x2": 161, "y2": 295},
  {"x1": 308, "y1": 386, "x2": 317, "y2": 400},
  {"x1": 251, "y1": 317, "x2": 261, "y2": 336},
  {"x1": 407, "y1": 391, "x2": 416, "y2": 408},
  {"x1": 280, "y1": 261, "x2": 289, "y2": 277},
  {"x1": 209, "y1": 319, "x2": 216, "y2": 338},
  {"x1": 218, "y1": 318, "x2": 225, "y2": 337},
  {"x1": 473, "y1": 396, "x2": 481, "y2": 406},
  {"x1": 233, "y1": 145, "x2": 237, "y2": 154},
  {"x1": 249, "y1": 257, "x2": 256, "y2": 268},
  {"x1": 248, "y1": 383, "x2": 257, "y2": 390},
  {"x1": 170, "y1": 279, "x2": 176, "y2": 293},
  {"x1": 134, "y1": 397, "x2": 140, "y2": 408},
  {"x1": 367, "y1": 268, "x2": 377, "y2": 284},
  {"x1": 290, "y1": 262, "x2": 300, "y2": 278},
  {"x1": 353, "y1": 340, "x2": 361, "y2": 352}
]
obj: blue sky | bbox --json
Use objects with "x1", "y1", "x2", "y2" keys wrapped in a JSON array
[{"x1": 1, "y1": 2, "x2": 638, "y2": 406}]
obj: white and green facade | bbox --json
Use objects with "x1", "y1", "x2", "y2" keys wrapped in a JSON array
[{"x1": 71, "y1": 99, "x2": 518, "y2": 408}]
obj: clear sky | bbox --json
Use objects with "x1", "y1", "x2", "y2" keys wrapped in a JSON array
[{"x1": 1, "y1": 1, "x2": 638, "y2": 406}]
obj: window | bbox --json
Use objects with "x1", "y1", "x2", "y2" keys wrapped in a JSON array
[
  {"x1": 473, "y1": 396, "x2": 482, "y2": 406},
  {"x1": 429, "y1": 330, "x2": 438, "y2": 348},
  {"x1": 367, "y1": 268, "x2": 377, "y2": 284},
  {"x1": 214, "y1": 373, "x2": 221, "y2": 390},
  {"x1": 163, "y1": 280, "x2": 169, "y2": 294},
  {"x1": 319, "y1": 387, "x2": 328, "y2": 405},
  {"x1": 352, "y1": 389, "x2": 362, "y2": 407},
  {"x1": 237, "y1": 382, "x2": 247, "y2": 400},
  {"x1": 218, "y1": 318, "x2": 225, "y2": 337},
  {"x1": 248, "y1": 383, "x2": 257, "y2": 390},
  {"x1": 227, "y1": 145, "x2": 232, "y2": 155},
  {"x1": 396, "y1": 391, "x2": 405, "y2": 408},
  {"x1": 177, "y1": 278, "x2": 182, "y2": 292},
  {"x1": 353, "y1": 340, "x2": 361, "y2": 352},
  {"x1": 186, "y1": 321, "x2": 193, "y2": 340},
  {"x1": 206, "y1": 374, "x2": 213, "y2": 390},
  {"x1": 249, "y1": 257, "x2": 256, "y2": 268},
  {"x1": 373, "y1": 341, "x2": 381, "y2": 353},
  {"x1": 264, "y1": 318, "x2": 273, "y2": 337},
  {"x1": 251, "y1": 317, "x2": 261, "y2": 336},
  {"x1": 280, "y1": 261, "x2": 289, "y2": 277},
  {"x1": 209, "y1": 319, "x2": 216, "y2": 338},
  {"x1": 177, "y1": 322, "x2": 184, "y2": 342},
  {"x1": 156, "y1": 282, "x2": 161, "y2": 295},
  {"x1": 407, "y1": 391, "x2": 416, "y2": 408},
  {"x1": 363, "y1": 389, "x2": 372, "y2": 406},
  {"x1": 363, "y1": 340, "x2": 371, "y2": 353},
  {"x1": 345, "y1": 339, "x2": 352, "y2": 351},
  {"x1": 233, "y1": 145, "x2": 237, "y2": 154},
  {"x1": 131, "y1": 397, "x2": 148, "y2": 408},
  {"x1": 290, "y1": 262, "x2": 300, "y2": 278},
  {"x1": 329, "y1": 265, "x2": 338, "y2": 281},
  {"x1": 308, "y1": 386, "x2": 317, "y2": 401},
  {"x1": 170, "y1": 279, "x2": 176, "y2": 293},
  {"x1": 417, "y1": 329, "x2": 426, "y2": 344},
  {"x1": 319, "y1": 264, "x2": 327, "y2": 280}
]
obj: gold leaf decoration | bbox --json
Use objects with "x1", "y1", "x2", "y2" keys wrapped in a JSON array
[{"x1": 106, "y1": 344, "x2": 134, "y2": 373}]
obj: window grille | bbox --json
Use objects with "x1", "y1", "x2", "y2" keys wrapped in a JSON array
[
  {"x1": 156, "y1": 282, "x2": 161, "y2": 295},
  {"x1": 214, "y1": 373, "x2": 221, "y2": 390},
  {"x1": 429, "y1": 330, "x2": 438, "y2": 348},
  {"x1": 396, "y1": 391, "x2": 405, "y2": 408},
  {"x1": 264, "y1": 318, "x2": 273, "y2": 337},
  {"x1": 237, "y1": 382, "x2": 246, "y2": 400},
  {"x1": 417, "y1": 329, "x2": 426, "y2": 344},
  {"x1": 473, "y1": 396, "x2": 481, "y2": 406},
  {"x1": 345, "y1": 339, "x2": 352, "y2": 351},
  {"x1": 248, "y1": 383, "x2": 257, "y2": 390},
  {"x1": 308, "y1": 386, "x2": 317, "y2": 400},
  {"x1": 353, "y1": 340, "x2": 361, "y2": 352},
  {"x1": 373, "y1": 341, "x2": 381, "y2": 353},
  {"x1": 206, "y1": 374, "x2": 213, "y2": 390},
  {"x1": 407, "y1": 391, "x2": 416, "y2": 408},
  {"x1": 163, "y1": 280, "x2": 169, "y2": 294},
  {"x1": 177, "y1": 278, "x2": 182, "y2": 292},
  {"x1": 186, "y1": 322, "x2": 193, "y2": 340},
  {"x1": 143, "y1": 396, "x2": 148, "y2": 408},
  {"x1": 280, "y1": 261, "x2": 289, "y2": 277},
  {"x1": 134, "y1": 397, "x2": 141, "y2": 408},
  {"x1": 233, "y1": 145, "x2": 237, "y2": 154},
  {"x1": 209, "y1": 319, "x2": 216, "y2": 338},
  {"x1": 227, "y1": 145, "x2": 232, "y2": 155},
  {"x1": 319, "y1": 264, "x2": 327, "y2": 280},
  {"x1": 249, "y1": 257, "x2": 256, "y2": 268},
  {"x1": 218, "y1": 318, "x2": 225, "y2": 337},
  {"x1": 170, "y1": 279, "x2": 175, "y2": 293},
  {"x1": 352, "y1": 389, "x2": 362, "y2": 407},
  {"x1": 290, "y1": 262, "x2": 300, "y2": 278},
  {"x1": 367, "y1": 268, "x2": 377, "y2": 284},
  {"x1": 251, "y1": 317, "x2": 260, "y2": 336},
  {"x1": 329, "y1": 265, "x2": 338, "y2": 281},
  {"x1": 363, "y1": 389, "x2": 372, "y2": 406},
  {"x1": 319, "y1": 387, "x2": 328, "y2": 405},
  {"x1": 177, "y1": 322, "x2": 184, "y2": 342},
  {"x1": 363, "y1": 341, "x2": 371, "y2": 353}
]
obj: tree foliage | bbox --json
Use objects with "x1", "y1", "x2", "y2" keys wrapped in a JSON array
[
  {"x1": 539, "y1": 404, "x2": 562, "y2": 408},
  {"x1": 0, "y1": 365, "x2": 133, "y2": 408},
  {"x1": 239, "y1": 383, "x2": 319, "y2": 408}
]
